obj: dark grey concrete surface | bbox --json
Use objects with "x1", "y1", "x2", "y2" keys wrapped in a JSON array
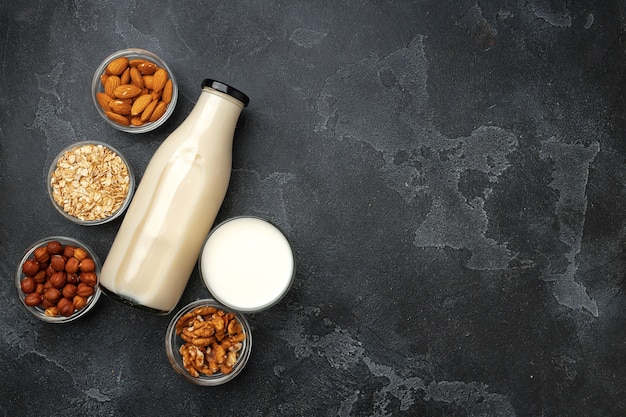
[{"x1": 1, "y1": 1, "x2": 626, "y2": 416}]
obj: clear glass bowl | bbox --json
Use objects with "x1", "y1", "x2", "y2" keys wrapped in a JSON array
[
  {"x1": 47, "y1": 140, "x2": 135, "y2": 226},
  {"x1": 165, "y1": 299, "x2": 252, "y2": 386},
  {"x1": 15, "y1": 236, "x2": 102, "y2": 323},
  {"x1": 198, "y1": 216, "x2": 296, "y2": 313},
  {"x1": 91, "y1": 48, "x2": 178, "y2": 133}
]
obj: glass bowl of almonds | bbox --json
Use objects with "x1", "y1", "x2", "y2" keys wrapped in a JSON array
[
  {"x1": 15, "y1": 236, "x2": 102, "y2": 323},
  {"x1": 47, "y1": 141, "x2": 135, "y2": 226},
  {"x1": 92, "y1": 48, "x2": 178, "y2": 133},
  {"x1": 165, "y1": 299, "x2": 252, "y2": 386}
]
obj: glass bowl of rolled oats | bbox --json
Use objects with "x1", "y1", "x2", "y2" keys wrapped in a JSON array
[
  {"x1": 165, "y1": 299, "x2": 252, "y2": 386},
  {"x1": 47, "y1": 141, "x2": 135, "y2": 225}
]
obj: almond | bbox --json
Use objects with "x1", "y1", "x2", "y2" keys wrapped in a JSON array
[
  {"x1": 140, "y1": 99, "x2": 158, "y2": 122},
  {"x1": 120, "y1": 67, "x2": 131, "y2": 84},
  {"x1": 104, "y1": 75, "x2": 121, "y2": 98},
  {"x1": 106, "y1": 57, "x2": 129, "y2": 76},
  {"x1": 109, "y1": 99, "x2": 132, "y2": 115},
  {"x1": 162, "y1": 79, "x2": 173, "y2": 104},
  {"x1": 143, "y1": 75, "x2": 154, "y2": 90},
  {"x1": 105, "y1": 111, "x2": 131, "y2": 126},
  {"x1": 100, "y1": 73, "x2": 108, "y2": 88},
  {"x1": 152, "y1": 68, "x2": 168, "y2": 92},
  {"x1": 130, "y1": 66, "x2": 144, "y2": 89},
  {"x1": 129, "y1": 58, "x2": 149, "y2": 66},
  {"x1": 136, "y1": 61, "x2": 157, "y2": 75},
  {"x1": 113, "y1": 84, "x2": 142, "y2": 99},
  {"x1": 96, "y1": 92, "x2": 113, "y2": 111},
  {"x1": 149, "y1": 101, "x2": 168, "y2": 122},
  {"x1": 130, "y1": 117, "x2": 144, "y2": 126},
  {"x1": 131, "y1": 94, "x2": 153, "y2": 116}
]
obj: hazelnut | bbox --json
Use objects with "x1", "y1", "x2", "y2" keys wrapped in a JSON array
[
  {"x1": 45, "y1": 265, "x2": 55, "y2": 278},
  {"x1": 35, "y1": 283, "x2": 45, "y2": 294},
  {"x1": 62, "y1": 284, "x2": 78, "y2": 299},
  {"x1": 41, "y1": 298, "x2": 54, "y2": 309},
  {"x1": 63, "y1": 245, "x2": 75, "y2": 258},
  {"x1": 80, "y1": 271, "x2": 97, "y2": 287},
  {"x1": 79, "y1": 258, "x2": 96, "y2": 272},
  {"x1": 24, "y1": 292, "x2": 42, "y2": 306},
  {"x1": 33, "y1": 246, "x2": 50, "y2": 263},
  {"x1": 73, "y1": 295, "x2": 87, "y2": 310},
  {"x1": 22, "y1": 259, "x2": 40, "y2": 276},
  {"x1": 20, "y1": 277, "x2": 36, "y2": 294},
  {"x1": 43, "y1": 287, "x2": 62, "y2": 304},
  {"x1": 46, "y1": 240, "x2": 63, "y2": 255},
  {"x1": 66, "y1": 273, "x2": 79, "y2": 285},
  {"x1": 49, "y1": 272, "x2": 67, "y2": 289},
  {"x1": 77, "y1": 283, "x2": 95, "y2": 297},
  {"x1": 73, "y1": 248, "x2": 88, "y2": 261},
  {"x1": 45, "y1": 306, "x2": 59, "y2": 317},
  {"x1": 50, "y1": 255, "x2": 66, "y2": 271},
  {"x1": 57, "y1": 298, "x2": 74, "y2": 317},
  {"x1": 33, "y1": 270, "x2": 46, "y2": 283},
  {"x1": 65, "y1": 257, "x2": 80, "y2": 274}
]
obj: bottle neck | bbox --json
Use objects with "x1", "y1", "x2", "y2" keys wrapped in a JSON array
[
  {"x1": 180, "y1": 87, "x2": 244, "y2": 134},
  {"x1": 170, "y1": 87, "x2": 243, "y2": 146},
  {"x1": 201, "y1": 86, "x2": 246, "y2": 110},
  {"x1": 201, "y1": 79, "x2": 249, "y2": 107}
]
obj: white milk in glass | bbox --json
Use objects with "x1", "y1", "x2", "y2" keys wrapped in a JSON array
[{"x1": 199, "y1": 217, "x2": 295, "y2": 312}]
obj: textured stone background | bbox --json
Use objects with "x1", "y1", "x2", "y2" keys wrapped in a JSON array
[{"x1": 1, "y1": 1, "x2": 625, "y2": 416}]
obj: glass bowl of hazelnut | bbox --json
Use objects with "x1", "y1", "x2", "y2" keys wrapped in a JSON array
[
  {"x1": 92, "y1": 48, "x2": 178, "y2": 133},
  {"x1": 15, "y1": 236, "x2": 102, "y2": 323},
  {"x1": 165, "y1": 299, "x2": 252, "y2": 386},
  {"x1": 47, "y1": 141, "x2": 135, "y2": 226}
]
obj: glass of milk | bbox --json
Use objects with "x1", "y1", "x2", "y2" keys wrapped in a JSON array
[{"x1": 198, "y1": 216, "x2": 295, "y2": 313}]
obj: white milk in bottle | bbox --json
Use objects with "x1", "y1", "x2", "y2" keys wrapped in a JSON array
[{"x1": 99, "y1": 79, "x2": 249, "y2": 314}]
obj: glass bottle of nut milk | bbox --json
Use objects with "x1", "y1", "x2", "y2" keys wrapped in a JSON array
[{"x1": 100, "y1": 79, "x2": 249, "y2": 314}]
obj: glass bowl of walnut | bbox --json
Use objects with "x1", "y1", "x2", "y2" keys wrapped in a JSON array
[
  {"x1": 165, "y1": 299, "x2": 252, "y2": 386},
  {"x1": 92, "y1": 48, "x2": 178, "y2": 133},
  {"x1": 47, "y1": 141, "x2": 135, "y2": 226},
  {"x1": 15, "y1": 236, "x2": 102, "y2": 323}
]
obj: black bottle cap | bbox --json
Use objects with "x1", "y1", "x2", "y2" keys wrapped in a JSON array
[{"x1": 201, "y1": 79, "x2": 250, "y2": 107}]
